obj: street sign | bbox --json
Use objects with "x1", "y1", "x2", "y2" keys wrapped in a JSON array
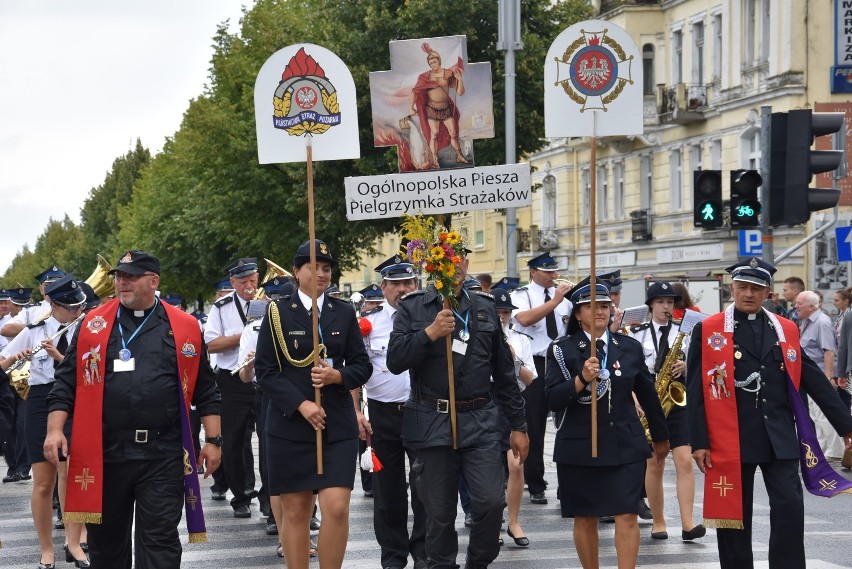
[
  {"x1": 738, "y1": 229, "x2": 763, "y2": 256},
  {"x1": 836, "y1": 226, "x2": 852, "y2": 262}
]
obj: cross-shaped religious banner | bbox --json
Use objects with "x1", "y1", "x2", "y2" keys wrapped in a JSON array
[{"x1": 369, "y1": 35, "x2": 494, "y2": 172}]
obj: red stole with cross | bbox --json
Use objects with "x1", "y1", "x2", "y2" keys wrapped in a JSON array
[
  {"x1": 700, "y1": 308, "x2": 802, "y2": 529},
  {"x1": 64, "y1": 298, "x2": 201, "y2": 527}
]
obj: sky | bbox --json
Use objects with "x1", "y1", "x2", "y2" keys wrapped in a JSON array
[{"x1": 0, "y1": 0, "x2": 248, "y2": 273}]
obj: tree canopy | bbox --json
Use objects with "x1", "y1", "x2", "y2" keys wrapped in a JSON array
[{"x1": 3, "y1": 0, "x2": 592, "y2": 303}]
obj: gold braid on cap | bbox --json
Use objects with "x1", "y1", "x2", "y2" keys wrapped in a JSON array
[{"x1": 268, "y1": 301, "x2": 326, "y2": 369}]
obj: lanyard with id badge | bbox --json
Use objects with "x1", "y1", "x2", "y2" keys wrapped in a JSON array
[
  {"x1": 114, "y1": 298, "x2": 159, "y2": 372},
  {"x1": 451, "y1": 290, "x2": 471, "y2": 355}
]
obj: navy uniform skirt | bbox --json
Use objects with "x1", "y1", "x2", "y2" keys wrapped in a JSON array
[
  {"x1": 26, "y1": 383, "x2": 72, "y2": 464},
  {"x1": 557, "y1": 460, "x2": 645, "y2": 518},
  {"x1": 664, "y1": 404, "x2": 690, "y2": 449},
  {"x1": 266, "y1": 429, "x2": 358, "y2": 494}
]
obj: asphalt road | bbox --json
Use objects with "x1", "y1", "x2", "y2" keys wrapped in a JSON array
[{"x1": 1, "y1": 424, "x2": 851, "y2": 568}]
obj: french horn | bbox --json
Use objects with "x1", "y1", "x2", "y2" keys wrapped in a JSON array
[
  {"x1": 256, "y1": 258, "x2": 293, "y2": 300},
  {"x1": 85, "y1": 254, "x2": 115, "y2": 299}
]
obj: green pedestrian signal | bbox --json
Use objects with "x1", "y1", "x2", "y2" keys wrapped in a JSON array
[{"x1": 694, "y1": 170, "x2": 723, "y2": 229}]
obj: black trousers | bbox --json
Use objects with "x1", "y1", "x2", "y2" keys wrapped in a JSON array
[
  {"x1": 716, "y1": 459, "x2": 805, "y2": 569},
  {"x1": 216, "y1": 368, "x2": 257, "y2": 509},
  {"x1": 414, "y1": 441, "x2": 505, "y2": 569},
  {"x1": 4, "y1": 386, "x2": 29, "y2": 475},
  {"x1": 86, "y1": 456, "x2": 184, "y2": 569},
  {"x1": 369, "y1": 399, "x2": 427, "y2": 567},
  {"x1": 522, "y1": 357, "x2": 548, "y2": 495}
]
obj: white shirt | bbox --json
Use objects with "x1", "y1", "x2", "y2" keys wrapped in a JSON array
[
  {"x1": 504, "y1": 325, "x2": 537, "y2": 391},
  {"x1": 297, "y1": 291, "x2": 326, "y2": 314},
  {"x1": 6, "y1": 301, "x2": 50, "y2": 329},
  {"x1": 511, "y1": 281, "x2": 573, "y2": 356},
  {"x1": 0, "y1": 314, "x2": 10, "y2": 350},
  {"x1": 1, "y1": 316, "x2": 78, "y2": 386},
  {"x1": 238, "y1": 319, "x2": 263, "y2": 382},
  {"x1": 363, "y1": 301, "x2": 410, "y2": 403},
  {"x1": 629, "y1": 320, "x2": 687, "y2": 375},
  {"x1": 204, "y1": 291, "x2": 255, "y2": 370}
]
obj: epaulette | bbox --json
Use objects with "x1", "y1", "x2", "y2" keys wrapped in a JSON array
[
  {"x1": 630, "y1": 322, "x2": 651, "y2": 333},
  {"x1": 362, "y1": 305, "x2": 383, "y2": 317},
  {"x1": 473, "y1": 290, "x2": 494, "y2": 300},
  {"x1": 27, "y1": 320, "x2": 46, "y2": 329},
  {"x1": 214, "y1": 295, "x2": 234, "y2": 308},
  {"x1": 399, "y1": 290, "x2": 425, "y2": 301},
  {"x1": 327, "y1": 295, "x2": 348, "y2": 303},
  {"x1": 514, "y1": 286, "x2": 528, "y2": 292}
]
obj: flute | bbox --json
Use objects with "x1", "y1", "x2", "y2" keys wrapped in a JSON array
[
  {"x1": 6, "y1": 313, "x2": 86, "y2": 372},
  {"x1": 231, "y1": 354, "x2": 256, "y2": 376}
]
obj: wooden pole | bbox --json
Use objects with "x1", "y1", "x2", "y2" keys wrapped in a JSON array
[
  {"x1": 437, "y1": 214, "x2": 458, "y2": 449},
  {"x1": 306, "y1": 135, "x2": 323, "y2": 475},
  {"x1": 589, "y1": 112, "x2": 598, "y2": 458}
]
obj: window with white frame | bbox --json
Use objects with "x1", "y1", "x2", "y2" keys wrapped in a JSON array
[
  {"x1": 672, "y1": 29, "x2": 683, "y2": 84},
  {"x1": 712, "y1": 13, "x2": 722, "y2": 81},
  {"x1": 474, "y1": 210, "x2": 486, "y2": 247},
  {"x1": 614, "y1": 162, "x2": 625, "y2": 219},
  {"x1": 740, "y1": 129, "x2": 761, "y2": 170},
  {"x1": 598, "y1": 165, "x2": 609, "y2": 221},
  {"x1": 542, "y1": 173, "x2": 557, "y2": 230},
  {"x1": 670, "y1": 149, "x2": 683, "y2": 211},
  {"x1": 710, "y1": 139, "x2": 722, "y2": 170},
  {"x1": 495, "y1": 221, "x2": 505, "y2": 258},
  {"x1": 744, "y1": 0, "x2": 756, "y2": 66},
  {"x1": 759, "y1": 0, "x2": 770, "y2": 62},
  {"x1": 643, "y1": 44, "x2": 655, "y2": 95},
  {"x1": 640, "y1": 155, "x2": 653, "y2": 211},
  {"x1": 692, "y1": 21, "x2": 705, "y2": 86},
  {"x1": 581, "y1": 169, "x2": 590, "y2": 224}
]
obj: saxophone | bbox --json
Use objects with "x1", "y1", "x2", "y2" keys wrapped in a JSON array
[{"x1": 640, "y1": 328, "x2": 687, "y2": 444}]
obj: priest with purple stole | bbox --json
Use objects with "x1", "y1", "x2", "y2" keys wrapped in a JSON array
[
  {"x1": 686, "y1": 257, "x2": 852, "y2": 569},
  {"x1": 45, "y1": 250, "x2": 222, "y2": 569}
]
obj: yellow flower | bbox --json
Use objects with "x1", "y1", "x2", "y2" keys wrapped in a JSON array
[
  {"x1": 445, "y1": 264, "x2": 456, "y2": 277},
  {"x1": 435, "y1": 280, "x2": 444, "y2": 290},
  {"x1": 447, "y1": 231, "x2": 461, "y2": 245},
  {"x1": 430, "y1": 246, "x2": 445, "y2": 260}
]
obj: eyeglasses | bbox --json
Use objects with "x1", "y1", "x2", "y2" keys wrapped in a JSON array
[{"x1": 114, "y1": 272, "x2": 156, "y2": 282}]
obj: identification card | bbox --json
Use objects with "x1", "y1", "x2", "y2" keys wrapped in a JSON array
[
  {"x1": 113, "y1": 357, "x2": 136, "y2": 372},
  {"x1": 452, "y1": 339, "x2": 468, "y2": 355}
]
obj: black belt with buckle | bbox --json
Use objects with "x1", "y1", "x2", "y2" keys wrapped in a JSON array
[
  {"x1": 368, "y1": 399, "x2": 406, "y2": 413},
  {"x1": 112, "y1": 427, "x2": 170, "y2": 444},
  {"x1": 414, "y1": 394, "x2": 491, "y2": 413}
]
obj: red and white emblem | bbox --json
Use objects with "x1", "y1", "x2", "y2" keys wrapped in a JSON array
[
  {"x1": 707, "y1": 332, "x2": 727, "y2": 351},
  {"x1": 87, "y1": 315, "x2": 107, "y2": 334},
  {"x1": 295, "y1": 86, "x2": 318, "y2": 109},
  {"x1": 553, "y1": 26, "x2": 634, "y2": 113}
]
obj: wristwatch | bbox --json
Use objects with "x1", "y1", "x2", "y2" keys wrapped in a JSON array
[{"x1": 205, "y1": 435, "x2": 224, "y2": 447}]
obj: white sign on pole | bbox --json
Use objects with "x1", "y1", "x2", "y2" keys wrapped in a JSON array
[
  {"x1": 344, "y1": 163, "x2": 531, "y2": 220},
  {"x1": 254, "y1": 43, "x2": 359, "y2": 164},
  {"x1": 544, "y1": 20, "x2": 642, "y2": 137}
]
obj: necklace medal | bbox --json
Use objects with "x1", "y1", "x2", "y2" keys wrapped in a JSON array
[{"x1": 119, "y1": 348, "x2": 132, "y2": 362}]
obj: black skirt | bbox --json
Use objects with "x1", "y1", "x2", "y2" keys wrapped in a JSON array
[
  {"x1": 265, "y1": 430, "x2": 358, "y2": 494},
  {"x1": 665, "y1": 405, "x2": 691, "y2": 449},
  {"x1": 26, "y1": 383, "x2": 72, "y2": 464},
  {"x1": 556, "y1": 460, "x2": 645, "y2": 518}
]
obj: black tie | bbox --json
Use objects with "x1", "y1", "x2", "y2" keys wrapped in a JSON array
[
  {"x1": 655, "y1": 324, "x2": 670, "y2": 373},
  {"x1": 544, "y1": 289, "x2": 558, "y2": 340},
  {"x1": 54, "y1": 332, "x2": 69, "y2": 369},
  {"x1": 596, "y1": 339, "x2": 606, "y2": 370}
]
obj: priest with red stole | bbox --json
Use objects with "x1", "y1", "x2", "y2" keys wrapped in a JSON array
[
  {"x1": 45, "y1": 250, "x2": 222, "y2": 569},
  {"x1": 687, "y1": 257, "x2": 852, "y2": 569}
]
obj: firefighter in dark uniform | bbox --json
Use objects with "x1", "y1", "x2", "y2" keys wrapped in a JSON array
[
  {"x1": 44, "y1": 250, "x2": 221, "y2": 569},
  {"x1": 545, "y1": 278, "x2": 669, "y2": 568},
  {"x1": 387, "y1": 254, "x2": 529, "y2": 569},
  {"x1": 255, "y1": 239, "x2": 372, "y2": 569},
  {"x1": 687, "y1": 257, "x2": 852, "y2": 569}
]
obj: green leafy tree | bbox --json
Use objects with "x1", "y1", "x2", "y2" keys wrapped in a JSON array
[{"x1": 118, "y1": 0, "x2": 591, "y2": 301}]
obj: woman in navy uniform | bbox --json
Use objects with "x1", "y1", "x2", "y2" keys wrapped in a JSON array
[
  {"x1": 255, "y1": 240, "x2": 371, "y2": 569},
  {"x1": 545, "y1": 279, "x2": 669, "y2": 569}
]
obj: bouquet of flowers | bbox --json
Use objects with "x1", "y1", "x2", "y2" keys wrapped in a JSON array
[{"x1": 400, "y1": 215, "x2": 468, "y2": 308}]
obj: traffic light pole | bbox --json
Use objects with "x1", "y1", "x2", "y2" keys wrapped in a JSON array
[{"x1": 760, "y1": 105, "x2": 774, "y2": 262}]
